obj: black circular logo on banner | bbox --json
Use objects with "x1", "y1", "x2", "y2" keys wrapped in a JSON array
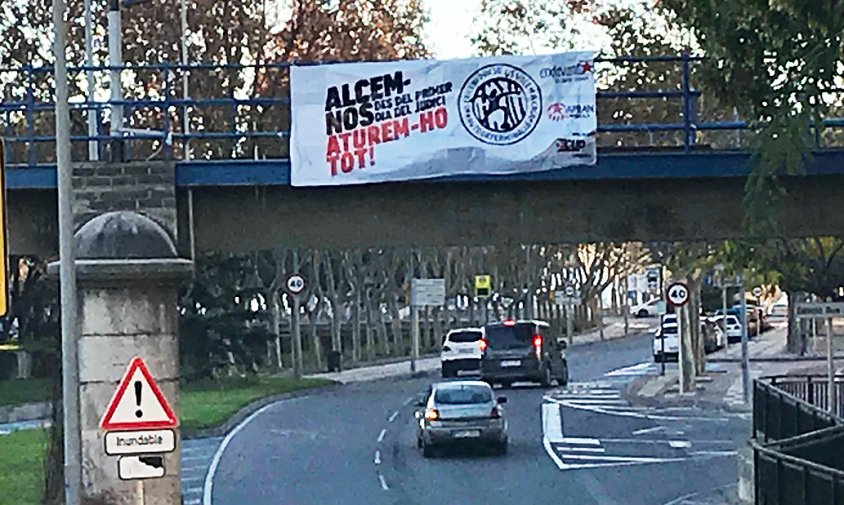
[{"x1": 459, "y1": 64, "x2": 542, "y2": 146}]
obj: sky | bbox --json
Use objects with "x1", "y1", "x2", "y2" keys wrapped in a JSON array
[{"x1": 423, "y1": 0, "x2": 482, "y2": 59}]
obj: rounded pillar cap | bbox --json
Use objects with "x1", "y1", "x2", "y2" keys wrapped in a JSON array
[{"x1": 75, "y1": 211, "x2": 177, "y2": 259}]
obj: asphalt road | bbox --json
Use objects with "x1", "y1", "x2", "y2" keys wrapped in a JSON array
[{"x1": 210, "y1": 333, "x2": 750, "y2": 505}]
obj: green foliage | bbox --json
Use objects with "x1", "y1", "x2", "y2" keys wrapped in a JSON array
[
  {"x1": 660, "y1": 0, "x2": 844, "y2": 233},
  {"x1": 0, "y1": 428, "x2": 47, "y2": 505},
  {"x1": 180, "y1": 376, "x2": 332, "y2": 431},
  {"x1": 179, "y1": 254, "x2": 274, "y2": 380}
]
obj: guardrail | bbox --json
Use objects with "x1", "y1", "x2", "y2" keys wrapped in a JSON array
[
  {"x1": 752, "y1": 376, "x2": 844, "y2": 505},
  {"x1": 2, "y1": 54, "x2": 844, "y2": 168}
]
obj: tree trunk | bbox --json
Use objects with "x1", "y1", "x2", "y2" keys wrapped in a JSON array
[
  {"x1": 389, "y1": 297, "x2": 403, "y2": 355},
  {"x1": 365, "y1": 291, "x2": 375, "y2": 361},
  {"x1": 352, "y1": 288, "x2": 361, "y2": 362},
  {"x1": 269, "y1": 289, "x2": 283, "y2": 369},
  {"x1": 679, "y1": 304, "x2": 696, "y2": 393},
  {"x1": 786, "y1": 290, "x2": 802, "y2": 353},
  {"x1": 310, "y1": 306, "x2": 323, "y2": 372}
]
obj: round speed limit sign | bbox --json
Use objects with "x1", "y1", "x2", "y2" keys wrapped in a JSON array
[
  {"x1": 285, "y1": 273, "x2": 306, "y2": 295},
  {"x1": 666, "y1": 281, "x2": 690, "y2": 307}
]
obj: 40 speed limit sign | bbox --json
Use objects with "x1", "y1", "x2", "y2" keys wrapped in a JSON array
[
  {"x1": 285, "y1": 273, "x2": 306, "y2": 296},
  {"x1": 666, "y1": 281, "x2": 690, "y2": 307}
]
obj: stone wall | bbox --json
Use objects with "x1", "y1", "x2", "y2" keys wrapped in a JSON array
[{"x1": 72, "y1": 162, "x2": 176, "y2": 239}]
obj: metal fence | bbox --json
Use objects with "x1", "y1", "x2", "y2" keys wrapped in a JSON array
[
  {"x1": 2, "y1": 54, "x2": 844, "y2": 168},
  {"x1": 753, "y1": 376, "x2": 844, "y2": 505}
]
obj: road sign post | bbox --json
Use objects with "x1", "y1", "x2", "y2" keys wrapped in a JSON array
[
  {"x1": 666, "y1": 281, "x2": 690, "y2": 393},
  {"x1": 795, "y1": 301, "x2": 844, "y2": 414},
  {"x1": 286, "y1": 255, "x2": 306, "y2": 379},
  {"x1": 738, "y1": 275, "x2": 750, "y2": 404}
]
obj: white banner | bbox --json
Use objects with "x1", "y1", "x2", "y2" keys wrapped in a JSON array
[{"x1": 290, "y1": 52, "x2": 597, "y2": 186}]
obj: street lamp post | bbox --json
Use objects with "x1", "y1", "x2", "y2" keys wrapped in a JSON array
[{"x1": 53, "y1": 0, "x2": 82, "y2": 501}]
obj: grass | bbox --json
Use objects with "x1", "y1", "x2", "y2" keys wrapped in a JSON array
[
  {"x1": 180, "y1": 376, "x2": 333, "y2": 431},
  {"x1": 0, "y1": 429, "x2": 47, "y2": 505},
  {"x1": 0, "y1": 378, "x2": 51, "y2": 407}
]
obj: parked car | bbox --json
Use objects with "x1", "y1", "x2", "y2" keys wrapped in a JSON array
[
  {"x1": 631, "y1": 298, "x2": 661, "y2": 318},
  {"x1": 768, "y1": 304, "x2": 789, "y2": 320},
  {"x1": 440, "y1": 328, "x2": 484, "y2": 378},
  {"x1": 653, "y1": 314, "x2": 679, "y2": 362},
  {"x1": 479, "y1": 319, "x2": 568, "y2": 388},
  {"x1": 702, "y1": 317, "x2": 727, "y2": 353},
  {"x1": 414, "y1": 380, "x2": 509, "y2": 457},
  {"x1": 713, "y1": 314, "x2": 743, "y2": 343}
]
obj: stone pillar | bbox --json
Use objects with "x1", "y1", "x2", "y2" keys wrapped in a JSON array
[{"x1": 51, "y1": 211, "x2": 191, "y2": 505}]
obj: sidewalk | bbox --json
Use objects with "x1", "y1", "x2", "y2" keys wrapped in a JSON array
[
  {"x1": 307, "y1": 316, "x2": 652, "y2": 384},
  {"x1": 627, "y1": 323, "x2": 834, "y2": 412}
]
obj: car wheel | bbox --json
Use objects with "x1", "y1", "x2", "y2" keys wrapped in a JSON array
[
  {"x1": 422, "y1": 441, "x2": 435, "y2": 458},
  {"x1": 540, "y1": 366, "x2": 552, "y2": 388},
  {"x1": 559, "y1": 367, "x2": 569, "y2": 387},
  {"x1": 495, "y1": 441, "x2": 508, "y2": 456},
  {"x1": 638, "y1": 309, "x2": 649, "y2": 318}
]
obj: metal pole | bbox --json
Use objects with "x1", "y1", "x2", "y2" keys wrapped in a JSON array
[
  {"x1": 108, "y1": 0, "x2": 124, "y2": 159},
  {"x1": 179, "y1": 0, "x2": 190, "y2": 160},
  {"x1": 134, "y1": 481, "x2": 144, "y2": 505},
  {"x1": 623, "y1": 274, "x2": 629, "y2": 336},
  {"x1": 566, "y1": 304, "x2": 574, "y2": 345},
  {"x1": 84, "y1": 0, "x2": 98, "y2": 161},
  {"x1": 827, "y1": 316, "x2": 835, "y2": 415},
  {"x1": 722, "y1": 284, "x2": 728, "y2": 349},
  {"x1": 292, "y1": 249, "x2": 302, "y2": 379},
  {"x1": 676, "y1": 306, "x2": 685, "y2": 393},
  {"x1": 408, "y1": 250, "x2": 416, "y2": 373},
  {"x1": 739, "y1": 277, "x2": 750, "y2": 403},
  {"x1": 54, "y1": 0, "x2": 81, "y2": 499},
  {"x1": 660, "y1": 314, "x2": 666, "y2": 376}
]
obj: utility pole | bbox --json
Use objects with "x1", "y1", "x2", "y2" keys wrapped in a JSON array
[
  {"x1": 179, "y1": 0, "x2": 190, "y2": 161},
  {"x1": 53, "y1": 0, "x2": 81, "y2": 500},
  {"x1": 739, "y1": 275, "x2": 750, "y2": 404},
  {"x1": 83, "y1": 0, "x2": 97, "y2": 161},
  {"x1": 291, "y1": 249, "x2": 303, "y2": 379},
  {"x1": 108, "y1": 0, "x2": 124, "y2": 161},
  {"x1": 408, "y1": 249, "x2": 418, "y2": 373},
  {"x1": 827, "y1": 313, "x2": 835, "y2": 415}
]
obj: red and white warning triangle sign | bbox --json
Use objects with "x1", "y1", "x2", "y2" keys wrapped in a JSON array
[{"x1": 100, "y1": 357, "x2": 178, "y2": 431}]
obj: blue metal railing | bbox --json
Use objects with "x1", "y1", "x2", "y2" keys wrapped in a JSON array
[{"x1": 1, "y1": 54, "x2": 843, "y2": 168}]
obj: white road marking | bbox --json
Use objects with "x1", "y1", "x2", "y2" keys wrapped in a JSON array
[
  {"x1": 377, "y1": 429, "x2": 387, "y2": 443},
  {"x1": 689, "y1": 450, "x2": 737, "y2": 457},
  {"x1": 669, "y1": 440, "x2": 692, "y2": 449},
  {"x1": 183, "y1": 454, "x2": 214, "y2": 462},
  {"x1": 545, "y1": 395, "x2": 729, "y2": 422},
  {"x1": 541, "y1": 403, "x2": 564, "y2": 443},
  {"x1": 632, "y1": 426, "x2": 664, "y2": 435},
  {"x1": 560, "y1": 453, "x2": 687, "y2": 464},
  {"x1": 378, "y1": 473, "x2": 389, "y2": 491},
  {"x1": 374, "y1": 450, "x2": 381, "y2": 465},
  {"x1": 185, "y1": 499, "x2": 201, "y2": 505},
  {"x1": 203, "y1": 398, "x2": 303, "y2": 505},
  {"x1": 388, "y1": 411, "x2": 399, "y2": 423},
  {"x1": 663, "y1": 483, "x2": 738, "y2": 505},
  {"x1": 562, "y1": 398, "x2": 628, "y2": 405},
  {"x1": 560, "y1": 437, "x2": 601, "y2": 445},
  {"x1": 543, "y1": 436, "x2": 567, "y2": 470},
  {"x1": 558, "y1": 446, "x2": 606, "y2": 453},
  {"x1": 605, "y1": 362, "x2": 657, "y2": 377}
]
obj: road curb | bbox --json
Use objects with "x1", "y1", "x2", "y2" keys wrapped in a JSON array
[
  {"x1": 623, "y1": 375, "x2": 751, "y2": 413},
  {"x1": 182, "y1": 382, "x2": 343, "y2": 440}
]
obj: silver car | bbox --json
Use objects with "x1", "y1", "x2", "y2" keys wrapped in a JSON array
[{"x1": 414, "y1": 380, "x2": 508, "y2": 457}]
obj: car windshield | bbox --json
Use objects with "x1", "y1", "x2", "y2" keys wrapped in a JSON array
[
  {"x1": 485, "y1": 324, "x2": 536, "y2": 349},
  {"x1": 448, "y1": 331, "x2": 482, "y2": 343},
  {"x1": 434, "y1": 385, "x2": 492, "y2": 405}
]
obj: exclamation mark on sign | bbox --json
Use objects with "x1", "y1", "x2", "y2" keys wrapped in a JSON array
[
  {"x1": 369, "y1": 146, "x2": 375, "y2": 166},
  {"x1": 134, "y1": 381, "x2": 143, "y2": 419}
]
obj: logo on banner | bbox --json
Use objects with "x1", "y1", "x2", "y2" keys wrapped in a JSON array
[
  {"x1": 540, "y1": 60, "x2": 593, "y2": 83},
  {"x1": 547, "y1": 102, "x2": 595, "y2": 121},
  {"x1": 458, "y1": 63, "x2": 542, "y2": 146}
]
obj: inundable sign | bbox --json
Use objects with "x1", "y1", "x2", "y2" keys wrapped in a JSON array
[{"x1": 100, "y1": 357, "x2": 178, "y2": 431}]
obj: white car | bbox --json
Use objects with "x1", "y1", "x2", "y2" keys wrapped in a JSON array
[
  {"x1": 653, "y1": 315, "x2": 679, "y2": 361},
  {"x1": 632, "y1": 298, "x2": 661, "y2": 318},
  {"x1": 441, "y1": 328, "x2": 484, "y2": 378},
  {"x1": 713, "y1": 314, "x2": 743, "y2": 343}
]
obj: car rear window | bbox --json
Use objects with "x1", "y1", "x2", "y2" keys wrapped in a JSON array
[
  {"x1": 485, "y1": 324, "x2": 535, "y2": 349},
  {"x1": 448, "y1": 331, "x2": 482, "y2": 343},
  {"x1": 435, "y1": 385, "x2": 492, "y2": 404}
]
